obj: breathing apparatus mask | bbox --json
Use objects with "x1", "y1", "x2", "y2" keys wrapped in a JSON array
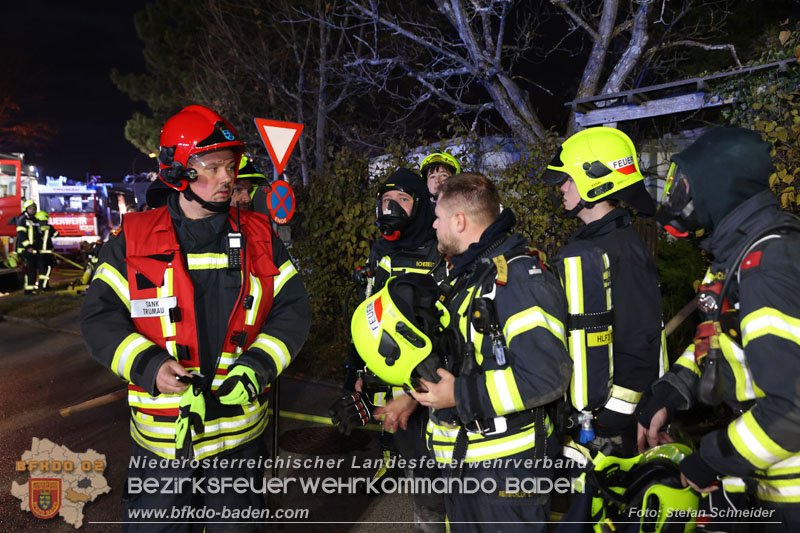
[
  {"x1": 376, "y1": 183, "x2": 419, "y2": 241},
  {"x1": 656, "y1": 162, "x2": 701, "y2": 238}
]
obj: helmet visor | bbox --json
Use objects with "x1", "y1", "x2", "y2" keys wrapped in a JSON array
[
  {"x1": 662, "y1": 162, "x2": 691, "y2": 212},
  {"x1": 656, "y1": 162, "x2": 699, "y2": 236},
  {"x1": 542, "y1": 146, "x2": 569, "y2": 184}
]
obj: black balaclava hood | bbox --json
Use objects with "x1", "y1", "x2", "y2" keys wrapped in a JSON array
[
  {"x1": 377, "y1": 168, "x2": 436, "y2": 251},
  {"x1": 672, "y1": 127, "x2": 772, "y2": 231}
]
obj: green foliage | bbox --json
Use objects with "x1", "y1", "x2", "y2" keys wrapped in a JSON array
[
  {"x1": 657, "y1": 237, "x2": 710, "y2": 360},
  {"x1": 719, "y1": 25, "x2": 800, "y2": 214},
  {"x1": 493, "y1": 135, "x2": 580, "y2": 259},
  {"x1": 290, "y1": 148, "x2": 378, "y2": 344}
]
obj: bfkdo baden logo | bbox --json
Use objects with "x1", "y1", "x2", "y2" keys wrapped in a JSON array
[
  {"x1": 30, "y1": 478, "x2": 62, "y2": 519},
  {"x1": 12, "y1": 438, "x2": 110, "y2": 528}
]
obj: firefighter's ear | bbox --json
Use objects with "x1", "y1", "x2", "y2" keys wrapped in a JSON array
[{"x1": 454, "y1": 211, "x2": 467, "y2": 232}]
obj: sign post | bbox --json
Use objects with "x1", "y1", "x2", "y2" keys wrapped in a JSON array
[{"x1": 252, "y1": 118, "x2": 303, "y2": 505}]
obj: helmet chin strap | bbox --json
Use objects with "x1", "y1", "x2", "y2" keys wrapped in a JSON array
[
  {"x1": 182, "y1": 185, "x2": 231, "y2": 213},
  {"x1": 566, "y1": 198, "x2": 594, "y2": 218}
]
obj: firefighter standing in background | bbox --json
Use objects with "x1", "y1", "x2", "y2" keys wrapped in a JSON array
[
  {"x1": 420, "y1": 151, "x2": 460, "y2": 200},
  {"x1": 16, "y1": 199, "x2": 40, "y2": 293},
  {"x1": 79, "y1": 105, "x2": 310, "y2": 532},
  {"x1": 34, "y1": 211, "x2": 58, "y2": 290},
  {"x1": 232, "y1": 155, "x2": 269, "y2": 210},
  {"x1": 637, "y1": 127, "x2": 800, "y2": 531},
  {"x1": 79, "y1": 240, "x2": 103, "y2": 287},
  {"x1": 330, "y1": 168, "x2": 448, "y2": 530},
  {"x1": 542, "y1": 127, "x2": 667, "y2": 464},
  {"x1": 412, "y1": 173, "x2": 571, "y2": 530}
]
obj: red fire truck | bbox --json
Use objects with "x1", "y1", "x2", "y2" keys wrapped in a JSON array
[
  {"x1": 1, "y1": 157, "x2": 40, "y2": 255},
  {"x1": 37, "y1": 183, "x2": 103, "y2": 251}
]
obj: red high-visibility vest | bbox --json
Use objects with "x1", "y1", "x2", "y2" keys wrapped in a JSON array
[{"x1": 123, "y1": 206, "x2": 279, "y2": 416}]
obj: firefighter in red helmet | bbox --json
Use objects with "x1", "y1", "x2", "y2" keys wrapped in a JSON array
[{"x1": 80, "y1": 105, "x2": 310, "y2": 530}]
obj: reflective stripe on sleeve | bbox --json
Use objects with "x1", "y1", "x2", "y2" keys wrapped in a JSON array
[
  {"x1": 273, "y1": 259, "x2": 297, "y2": 296},
  {"x1": 94, "y1": 262, "x2": 131, "y2": 311},
  {"x1": 741, "y1": 307, "x2": 800, "y2": 348},
  {"x1": 486, "y1": 367, "x2": 525, "y2": 415},
  {"x1": 728, "y1": 411, "x2": 793, "y2": 471},
  {"x1": 674, "y1": 345, "x2": 700, "y2": 376},
  {"x1": 111, "y1": 333, "x2": 157, "y2": 381},
  {"x1": 504, "y1": 306, "x2": 566, "y2": 347},
  {"x1": 604, "y1": 384, "x2": 642, "y2": 415},
  {"x1": 249, "y1": 333, "x2": 291, "y2": 374}
]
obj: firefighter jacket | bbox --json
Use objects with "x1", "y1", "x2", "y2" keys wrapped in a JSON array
[
  {"x1": 36, "y1": 222, "x2": 58, "y2": 254},
  {"x1": 15, "y1": 212, "x2": 39, "y2": 252},
  {"x1": 80, "y1": 195, "x2": 310, "y2": 460},
  {"x1": 426, "y1": 222, "x2": 572, "y2": 465},
  {"x1": 366, "y1": 236, "x2": 446, "y2": 296},
  {"x1": 648, "y1": 191, "x2": 800, "y2": 503},
  {"x1": 559, "y1": 208, "x2": 667, "y2": 426}
]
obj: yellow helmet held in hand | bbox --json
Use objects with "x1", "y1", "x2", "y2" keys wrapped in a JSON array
[
  {"x1": 351, "y1": 273, "x2": 449, "y2": 389},
  {"x1": 543, "y1": 127, "x2": 655, "y2": 216}
]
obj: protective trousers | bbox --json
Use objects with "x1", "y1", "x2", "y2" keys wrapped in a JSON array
[
  {"x1": 20, "y1": 251, "x2": 37, "y2": 291},
  {"x1": 441, "y1": 435, "x2": 558, "y2": 533},
  {"x1": 37, "y1": 253, "x2": 54, "y2": 290}
]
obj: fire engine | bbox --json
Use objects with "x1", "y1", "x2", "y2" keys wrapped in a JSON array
[
  {"x1": 0, "y1": 156, "x2": 40, "y2": 261},
  {"x1": 38, "y1": 181, "x2": 104, "y2": 252}
]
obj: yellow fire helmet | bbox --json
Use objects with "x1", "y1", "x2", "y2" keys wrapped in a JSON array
[
  {"x1": 35, "y1": 211, "x2": 49, "y2": 222},
  {"x1": 575, "y1": 443, "x2": 700, "y2": 533},
  {"x1": 350, "y1": 273, "x2": 450, "y2": 389},
  {"x1": 237, "y1": 155, "x2": 269, "y2": 199},
  {"x1": 420, "y1": 152, "x2": 461, "y2": 177},
  {"x1": 543, "y1": 127, "x2": 656, "y2": 216}
]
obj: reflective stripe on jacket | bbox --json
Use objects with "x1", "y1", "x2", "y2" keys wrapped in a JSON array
[
  {"x1": 426, "y1": 234, "x2": 571, "y2": 464},
  {"x1": 120, "y1": 206, "x2": 278, "y2": 459}
]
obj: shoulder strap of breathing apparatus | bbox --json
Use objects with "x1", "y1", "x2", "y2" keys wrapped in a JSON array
[
  {"x1": 444, "y1": 246, "x2": 551, "y2": 469},
  {"x1": 698, "y1": 217, "x2": 800, "y2": 406}
]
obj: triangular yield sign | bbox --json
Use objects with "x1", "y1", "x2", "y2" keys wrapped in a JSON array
[{"x1": 253, "y1": 118, "x2": 304, "y2": 175}]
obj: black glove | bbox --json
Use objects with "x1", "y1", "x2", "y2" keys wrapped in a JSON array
[
  {"x1": 680, "y1": 452, "x2": 719, "y2": 489},
  {"x1": 635, "y1": 381, "x2": 686, "y2": 429},
  {"x1": 594, "y1": 407, "x2": 634, "y2": 433},
  {"x1": 328, "y1": 392, "x2": 374, "y2": 436}
]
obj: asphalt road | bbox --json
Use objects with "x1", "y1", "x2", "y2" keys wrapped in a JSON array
[{"x1": 0, "y1": 306, "x2": 416, "y2": 532}]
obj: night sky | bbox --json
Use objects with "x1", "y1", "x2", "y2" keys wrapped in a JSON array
[{"x1": 4, "y1": 1, "x2": 150, "y2": 181}]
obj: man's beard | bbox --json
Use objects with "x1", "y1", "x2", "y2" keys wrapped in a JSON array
[{"x1": 437, "y1": 234, "x2": 461, "y2": 257}]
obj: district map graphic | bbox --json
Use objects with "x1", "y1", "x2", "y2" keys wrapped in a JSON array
[{"x1": 11, "y1": 438, "x2": 110, "y2": 528}]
